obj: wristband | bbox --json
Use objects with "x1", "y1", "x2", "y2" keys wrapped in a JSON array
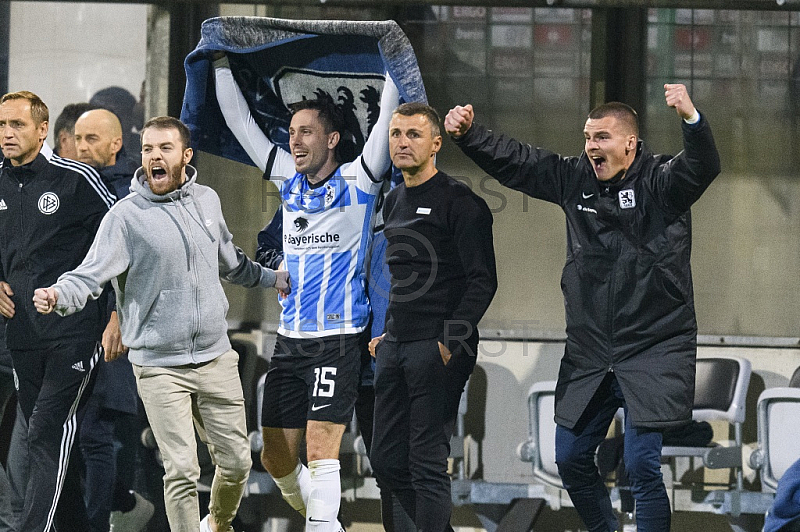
[{"x1": 683, "y1": 109, "x2": 700, "y2": 124}]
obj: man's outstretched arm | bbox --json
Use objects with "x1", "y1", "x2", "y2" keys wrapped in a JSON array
[
  {"x1": 657, "y1": 83, "x2": 721, "y2": 214},
  {"x1": 357, "y1": 72, "x2": 400, "y2": 189},
  {"x1": 213, "y1": 54, "x2": 295, "y2": 178}
]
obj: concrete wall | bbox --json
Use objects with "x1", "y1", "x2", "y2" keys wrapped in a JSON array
[{"x1": 7, "y1": 2, "x2": 147, "y2": 146}]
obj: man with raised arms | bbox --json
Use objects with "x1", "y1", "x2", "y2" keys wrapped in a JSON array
[{"x1": 214, "y1": 55, "x2": 399, "y2": 531}]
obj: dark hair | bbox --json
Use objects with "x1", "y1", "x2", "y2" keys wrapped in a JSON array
[
  {"x1": 53, "y1": 103, "x2": 94, "y2": 153},
  {"x1": 289, "y1": 98, "x2": 349, "y2": 162},
  {"x1": 587, "y1": 102, "x2": 639, "y2": 137},
  {"x1": 289, "y1": 99, "x2": 346, "y2": 136},
  {"x1": 392, "y1": 102, "x2": 441, "y2": 137},
  {"x1": 140, "y1": 116, "x2": 191, "y2": 150},
  {"x1": 1, "y1": 90, "x2": 49, "y2": 125}
]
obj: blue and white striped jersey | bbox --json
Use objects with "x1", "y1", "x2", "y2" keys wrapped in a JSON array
[
  {"x1": 215, "y1": 61, "x2": 398, "y2": 337},
  {"x1": 278, "y1": 167, "x2": 377, "y2": 336}
]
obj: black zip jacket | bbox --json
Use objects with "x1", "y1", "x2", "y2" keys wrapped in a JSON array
[
  {"x1": 0, "y1": 151, "x2": 115, "y2": 350},
  {"x1": 454, "y1": 116, "x2": 720, "y2": 429}
]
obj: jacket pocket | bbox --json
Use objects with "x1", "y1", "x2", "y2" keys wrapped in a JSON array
[
  {"x1": 194, "y1": 284, "x2": 230, "y2": 350},
  {"x1": 656, "y1": 263, "x2": 689, "y2": 305},
  {"x1": 143, "y1": 289, "x2": 193, "y2": 352}
]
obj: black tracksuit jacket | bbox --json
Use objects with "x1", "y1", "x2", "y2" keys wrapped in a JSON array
[
  {"x1": 454, "y1": 116, "x2": 720, "y2": 429},
  {"x1": 0, "y1": 151, "x2": 115, "y2": 350}
]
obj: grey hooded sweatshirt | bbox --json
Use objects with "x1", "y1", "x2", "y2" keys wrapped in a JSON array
[{"x1": 52, "y1": 165, "x2": 277, "y2": 367}]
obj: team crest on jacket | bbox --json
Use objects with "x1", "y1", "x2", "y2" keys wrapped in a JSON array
[
  {"x1": 618, "y1": 189, "x2": 636, "y2": 209},
  {"x1": 38, "y1": 192, "x2": 60, "y2": 215}
]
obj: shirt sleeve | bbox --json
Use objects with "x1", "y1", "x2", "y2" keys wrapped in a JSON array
[
  {"x1": 351, "y1": 72, "x2": 400, "y2": 194},
  {"x1": 255, "y1": 206, "x2": 284, "y2": 270},
  {"x1": 453, "y1": 123, "x2": 571, "y2": 207},
  {"x1": 217, "y1": 201, "x2": 277, "y2": 289},
  {"x1": 652, "y1": 112, "x2": 721, "y2": 215},
  {"x1": 213, "y1": 56, "x2": 295, "y2": 180},
  {"x1": 442, "y1": 193, "x2": 498, "y2": 355},
  {"x1": 53, "y1": 211, "x2": 131, "y2": 316}
]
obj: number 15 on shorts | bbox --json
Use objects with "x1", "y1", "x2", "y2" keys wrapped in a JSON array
[{"x1": 313, "y1": 367, "x2": 337, "y2": 398}]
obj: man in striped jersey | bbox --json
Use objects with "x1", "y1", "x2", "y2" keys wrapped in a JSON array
[
  {"x1": 0, "y1": 91, "x2": 116, "y2": 532},
  {"x1": 214, "y1": 56, "x2": 399, "y2": 531}
]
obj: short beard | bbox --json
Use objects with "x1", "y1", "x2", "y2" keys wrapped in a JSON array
[{"x1": 146, "y1": 161, "x2": 185, "y2": 195}]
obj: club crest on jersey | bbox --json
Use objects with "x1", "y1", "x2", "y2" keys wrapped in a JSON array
[
  {"x1": 38, "y1": 192, "x2": 60, "y2": 215},
  {"x1": 324, "y1": 183, "x2": 336, "y2": 206},
  {"x1": 618, "y1": 189, "x2": 636, "y2": 209}
]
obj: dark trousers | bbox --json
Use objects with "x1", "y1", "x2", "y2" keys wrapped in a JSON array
[
  {"x1": 11, "y1": 341, "x2": 100, "y2": 532},
  {"x1": 80, "y1": 393, "x2": 142, "y2": 531},
  {"x1": 5, "y1": 405, "x2": 29, "y2": 530},
  {"x1": 0, "y1": 368, "x2": 16, "y2": 532},
  {"x1": 371, "y1": 337, "x2": 475, "y2": 532},
  {"x1": 354, "y1": 386, "x2": 415, "y2": 532},
  {"x1": 555, "y1": 372, "x2": 670, "y2": 532},
  {"x1": 80, "y1": 400, "x2": 144, "y2": 531}
]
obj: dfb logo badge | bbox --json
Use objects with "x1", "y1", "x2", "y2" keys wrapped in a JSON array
[{"x1": 38, "y1": 192, "x2": 60, "y2": 215}]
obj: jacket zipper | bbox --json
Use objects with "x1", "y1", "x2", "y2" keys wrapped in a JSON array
[
  {"x1": 607, "y1": 250, "x2": 616, "y2": 373},
  {"x1": 603, "y1": 184, "x2": 616, "y2": 373},
  {"x1": 16, "y1": 179, "x2": 24, "y2": 279},
  {"x1": 177, "y1": 196, "x2": 201, "y2": 361}
]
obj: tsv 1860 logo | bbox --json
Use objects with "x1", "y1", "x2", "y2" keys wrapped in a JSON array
[{"x1": 38, "y1": 192, "x2": 60, "y2": 215}]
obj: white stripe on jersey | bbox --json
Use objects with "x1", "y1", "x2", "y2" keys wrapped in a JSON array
[
  {"x1": 345, "y1": 247, "x2": 357, "y2": 327},
  {"x1": 50, "y1": 155, "x2": 117, "y2": 207},
  {"x1": 317, "y1": 254, "x2": 331, "y2": 332},
  {"x1": 343, "y1": 179, "x2": 360, "y2": 329},
  {"x1": 295, "y1": 254, "x2": 305, "y2": 330}
]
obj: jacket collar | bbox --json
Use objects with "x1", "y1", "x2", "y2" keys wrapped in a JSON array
[
  {"x1": 105, "y1": 154, "x2": 139, "y2": 176},
  {"x1": 1, "y1": 148, "x2": 50, "y2": 177},
  {"x1": 621, "y1": 140, "x2": 647, "y2": 184}
]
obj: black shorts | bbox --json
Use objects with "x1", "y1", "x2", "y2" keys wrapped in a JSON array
[{"x1": 261, "y1": 333, "x2": 362, "y2": 428}]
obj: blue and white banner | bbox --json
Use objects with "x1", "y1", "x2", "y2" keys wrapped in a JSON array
[{"x1": 182, "y1": 17, "x2": 427, "y2": 167}]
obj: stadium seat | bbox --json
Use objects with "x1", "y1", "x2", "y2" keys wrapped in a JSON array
[
  {"x1": 517, "y1": 380, "x2": 561, "y2": 488},
  {"x1": 749, "y1": 381, "x2": 800, "y2": 492},
  {"x1": 519, "y1": 357, "x2": 752, "y2": 496},
  {"x1": 660, "y1": 357, "x2": 751, "y2": 472}
]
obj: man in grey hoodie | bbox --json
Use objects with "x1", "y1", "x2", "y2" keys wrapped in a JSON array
[{"x1": 33, "y1": 116, "x2": 290, "y2": 532}]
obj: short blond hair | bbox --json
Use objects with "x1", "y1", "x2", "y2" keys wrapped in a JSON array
[{"x1": 1, "y1": 91, "x2": 49, "y2": 125}]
